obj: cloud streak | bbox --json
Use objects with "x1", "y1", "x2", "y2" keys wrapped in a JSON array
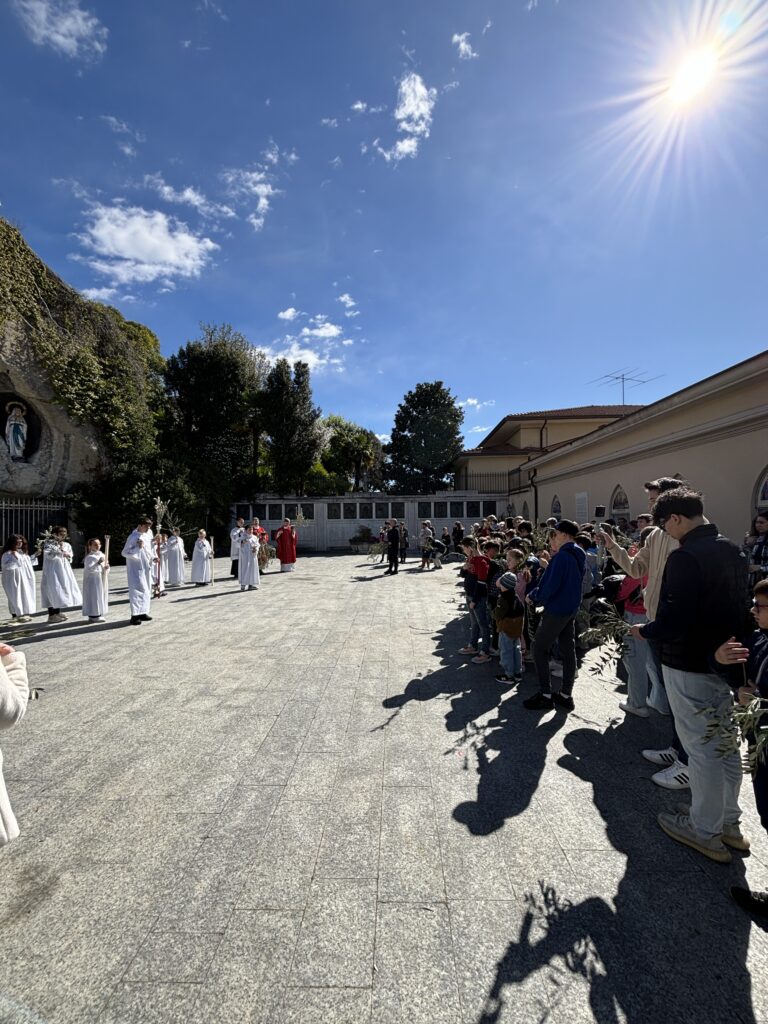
[
  {"x1": 375, "y1": 72, "x2": 437, "y2": 163},
  {"x1": 12, "y1": 0, "x2": 108, "y2": 60}
]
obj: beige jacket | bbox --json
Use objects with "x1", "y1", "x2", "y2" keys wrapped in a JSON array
[
  {"x1": 0, "y1": 650, "x2": 29, "y2": 847},
  {"x1": 607, "y1": 528, "x2": 678, "y2": 621}
]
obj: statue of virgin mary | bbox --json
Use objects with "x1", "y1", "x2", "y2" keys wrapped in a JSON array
[{"x1": 5, "y1": 401, "x2": 28, "y2": 461}]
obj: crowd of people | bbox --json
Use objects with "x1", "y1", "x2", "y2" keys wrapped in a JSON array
[
  {"x1": 2, "y1": 486, "x2": 768, "y2": 920},
  {"x1": 444, "y1": 479, "x2": 768, "y2": 917},
  {"x1": 0, "y1": 516, "x2": 300, "y2": 628}
]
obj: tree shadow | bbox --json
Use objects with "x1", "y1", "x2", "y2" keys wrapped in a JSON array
[{"x1": 475, "y1": 726, "x2": 757, "y2": 1024}]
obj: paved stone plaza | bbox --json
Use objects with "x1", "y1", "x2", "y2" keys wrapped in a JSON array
[{"x1": 1, "y1": 554, "x2": 767, "y2": 1024}]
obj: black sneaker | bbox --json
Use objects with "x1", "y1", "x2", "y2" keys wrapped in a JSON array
[
  {"x1": 495, "y1": 673, "x2": 515, "y2": 684},
  {"x1": 523, "y1": 692, "x2": 555, "y2": 711},
  {"x1": 513, "y1": 673, "x2": 524, "y2": 683},
  {"x1": 731, "y1": 887, "x2": 768, "y2": 919},
  {"x1": 139, "y1": 614, "x2": 153, "y2": 621},
  {"x1": 130, "y1": 616, "x2": 142, "y2": 626},
  {"x1": 553, "y1": 692, "x2": 575, "y2": 712}
]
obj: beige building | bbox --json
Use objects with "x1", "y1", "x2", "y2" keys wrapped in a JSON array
[
  {"x1": 455, "y1": 352, "x2": 768, "y2": 542},
  {"x1": 454, "y1": 405, "x2": 643, "y2": 494}
]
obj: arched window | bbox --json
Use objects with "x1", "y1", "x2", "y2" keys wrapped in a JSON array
[
  {"x1": 551, "y1": 495, "x2": 562, "y2": 517},
  {"x1": 754, "y1": 464, "x2": 768, "y2": 512},
  {"x1": 610, "y1": 486, "x2": 630, "y2": 518},
  {"x1": 506, "y1": 502, "x2": 517, "y2": 518},
  {"x1": 522, "y1": 500, "x2": 530, "y2": 520}
]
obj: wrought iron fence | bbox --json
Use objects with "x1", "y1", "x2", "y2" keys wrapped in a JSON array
[{"x1": 0, "y1": 496, "x2": 70, "y2": 547}]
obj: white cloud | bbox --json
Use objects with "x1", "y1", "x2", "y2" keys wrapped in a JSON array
[
  {"x1": 75, "y1": 203, "x2": 218, "y2": 287},
  {"x1": 345, "y1": 310, "x2": 360, "y2": 319},
  {"x1": 330, "y1": 155, "x2": 342, "y2": 168},
  {"x1": 452, "y1": 31, "x2": 478, "y2": 60},
  {"x1": 144, "y1": 172, "x2": 235, "y2": 219},
  {"x1": 180, "y1": 38, "x2": 192, "y2": 48},
  {"x1": 351, "y1": 101, "x2": 367, "y2": 113},
  {"x1": 301, "y1": 321, "x2": 342, "y2": 340},
  {"x1": 341, "y1": 339, "x2": 354, "y2": 346},
  {"x1": 375, "y1": 432, "x2": 390, "y2": 443},
  {"x1": 443, "y1": 80, "x2": 460, "y2": 93},
  {"x1": 99, "y1": 115, "x2": 144, "y2": 140},
  {"x1": 468, "y1": 425, "x2": 489, "y2": 434},
  {"x1": 277, "y1": 307, "x2": 300, "y2": 321},
  {"x1": 81, "y1": 285, "x2": 117, "y2": 302},
  {"x1": 221, "y1": 166, "x2": 281, "y2": 231},
  {"x1": 199, "y1": 0, "x2": 227, "y2": 20},
  {"x1": 12, "y1": 0, "x2": 108, "y2": 60},
  {"x1": 376, "y1": 73, "x2": 437, "y2": 163},
  {"x1": 118, "y1": 142, "x2": 137, "y2": 158},
  {"x1": 284, "y1": 149, "x2": 299, "y2": 165},
  {"x1": 320, "y1": 117, "x2": 338, "y2": 128},
  {"x1": 262, "y1": 140, "x2": 280, "y2": 165},
  {"x1": 459, "y1": 397, "x2": 496, "y2": 410},
  {"x1": 483, "y1": 19, "x2": 492, "y2": 34},
  {"x1": 263, "y1": 338, "x2": 343, "y2": 374},
  {"x1": 337, "y1": 292, "x2": 356, "y2": 309}
]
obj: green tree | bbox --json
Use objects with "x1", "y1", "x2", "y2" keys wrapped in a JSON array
[
  {"x1": 322, "y1": 415, "x2": 385, "y2": 491},
  {"x1": 257, "y1": 359, "x2": 325, "y2": 494},
  {"x1": 162, "y1": 323, "x2": 268, "y2": 510},
  {"x1": 385, "y1": 381, "x2": 464, "y2": 493}
]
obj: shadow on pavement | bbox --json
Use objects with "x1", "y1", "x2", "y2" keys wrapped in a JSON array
[{"x1": 476, "y1": 726, "x2": 756, "y2": 1024}]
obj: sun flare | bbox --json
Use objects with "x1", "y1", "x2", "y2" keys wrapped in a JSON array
[{"x1": 667, "y1": 45, "x2": 720, "y2": 107}]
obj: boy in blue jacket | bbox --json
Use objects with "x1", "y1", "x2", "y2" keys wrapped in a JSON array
[{"x1": 523, "y1": 520, "x2": 586, "y2": 712}]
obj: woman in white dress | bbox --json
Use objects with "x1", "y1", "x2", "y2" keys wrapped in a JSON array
[
  {"x1": 41, "y1": 526, "x2": 82, "y2": 623},
  {"x1": 166, "y1": 529, "x2": 187, "y2": 587},
  {"x1": 191, "y1": 530, "x2": 212, "y2": 585},
  {"x1": 238, "y1": 526, "x2": 260, "y2": 591},
  {"x1": 1, "y1": 535, "x2": 36, "y2": 622},
  {"x1": 82, "y1": 538, "x2": 108, "y2": 622}
]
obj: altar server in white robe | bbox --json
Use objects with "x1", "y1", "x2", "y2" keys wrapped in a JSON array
[
  {"x1": 238, "y1": 526, "x2": 260, "y2": 591},
  {"x1": 1, "y1": 535, "x2": 35, "y2": 621},
  {"x1": 82, "y1": 538, "x2": 108, "y2": 622},
  {"x1": 166, "y1": 529, "x2": 187, "y2": 587},
  {"x1": 122, "y1": 533, "x2": 152, "y2": 625},
  {"x1": 230, "y1": 518, "x2": 245, "y2": 578},
  {"x1": 41, "y1": 526, "x2": 82, "y2": 623},
  {"x1": 125, "y1": 517, "x2": 155, "y2": 595},
  {"x1": 191, "y1": 530, "x2": 212, "y2": 585}
]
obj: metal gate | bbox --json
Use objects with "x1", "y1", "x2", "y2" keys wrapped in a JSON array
[{"x1": 0, "y1": 496, "x2": 70, "y2": 547}]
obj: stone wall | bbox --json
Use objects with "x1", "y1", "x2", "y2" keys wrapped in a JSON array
[{"x1": 0, "y1": 322, "x2": 103, "y2": 496}]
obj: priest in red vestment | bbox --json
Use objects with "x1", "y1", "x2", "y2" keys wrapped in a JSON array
[{"x1": 274, "y1": 519, "x2": 298, "y2": 572}]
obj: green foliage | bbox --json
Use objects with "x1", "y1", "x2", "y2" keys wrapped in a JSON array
[
  {"x1": 385, "y1": 381, "x2": 464, "y2": 493},
  {"x1": 0, "y1": 218, "x2": 162, "y2": 464},
  {"x1": 162, "y1": 322, "x2": 269, "y2": 514},
  {"x1": 257, "y1": 359, "x2": 325, "y2": 494},
  {"x1": 322, "y1": 415, "x2": 384, "y2": 491}
]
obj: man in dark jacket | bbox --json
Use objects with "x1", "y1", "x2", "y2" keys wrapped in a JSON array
[
  {"x1": 630, "y1": 488, "x2": 749, "y2": 863},
  {"x1": 523, "y1": 520, "x2": 586, "y2": 713},
  {"x1": 385, "y1": 520, "x2": 401, "y2": 575}
]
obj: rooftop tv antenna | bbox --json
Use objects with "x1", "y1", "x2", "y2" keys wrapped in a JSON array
[{"x1": 586, "y1": 367, "x2": 664, "y2": 405}]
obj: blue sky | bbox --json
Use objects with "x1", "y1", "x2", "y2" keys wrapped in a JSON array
[{"x1": 2, "y1": 0, "x2": 767, "y2": 444}]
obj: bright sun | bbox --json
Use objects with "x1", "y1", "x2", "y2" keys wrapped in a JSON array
[{"x1": 667, "y1": 45, "x2": 720, "y2": 107}]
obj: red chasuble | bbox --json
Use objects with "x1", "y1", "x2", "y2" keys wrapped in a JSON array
[{"x1": 274, "y1": 527, "x2": 297, "y2": 565}]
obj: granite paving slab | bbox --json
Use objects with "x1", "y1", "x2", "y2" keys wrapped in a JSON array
[{"x1": 0, "y1": 555, "x2": 765, "y2": 1024}]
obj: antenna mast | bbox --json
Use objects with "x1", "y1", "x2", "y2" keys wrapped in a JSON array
[{"x1": 585, "y1": 368, "x2": 664, "y2": 404}]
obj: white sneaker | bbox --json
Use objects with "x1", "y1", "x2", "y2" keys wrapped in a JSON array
[
  {"x1": 652, "y1": 760, "x2": 690, "y2": 790},
  {"x1": 641, "y1": 746, "x2": 677, "y2": 766},
  {"x1": 620, "y1": 701, "x2": 650, "y2": 718}
]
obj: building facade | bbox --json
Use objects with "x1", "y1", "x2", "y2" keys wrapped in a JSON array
[{"x1": 464, "y1": 353, "x2": 767, "y2": 542}]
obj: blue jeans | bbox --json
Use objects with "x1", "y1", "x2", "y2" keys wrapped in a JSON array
[
  {"x1": 622, "y1": 611, "x2": 651, "y2": 708},
  {"x1": 662, "y1": 666, "x2": 742, "y2": 838},
  {"x1": 468, "y1": 598, "x2": 491, "y2": 653},
  {"x1": 499, "y1": 633, "x2": 522, "y2": 676}
]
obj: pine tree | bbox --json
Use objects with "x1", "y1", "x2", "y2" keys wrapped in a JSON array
[
  {"x1": 258, "y1": 359, "x2": 326, "y2": 494},
  {"x1": 386, "y1": 382, "x2": 464, "y2": 493}
]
